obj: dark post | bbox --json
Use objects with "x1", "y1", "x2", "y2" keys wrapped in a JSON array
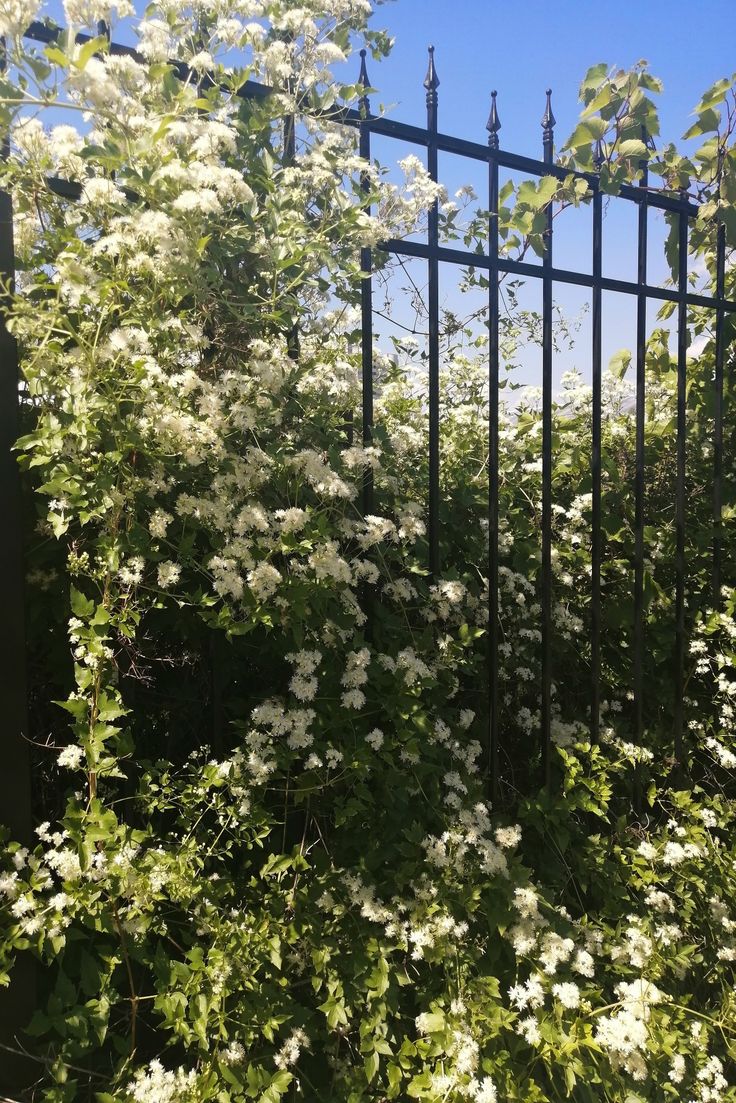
[
  {"x1": 673, "y1": 184, "x2": 689, "y2": 765},
  {"x1": 487, "y1": 90, "x2": 501, "y2": 798},
  {"x1": 590, "y1": 137, "x2": 603, "y2": 743},
  {"x1": 713, "y1": 152, "x2": 726, "y2": 610},
  {"x1": 540, "y1": 89, "x2": 555, "y2": 787},
  {"x1": 633, "y1": 130, "x2": 650, "y2": 749},
  {"x1": 0, "y1": 37, "x2": 7, "y2": 162},
  {"x1": 0, "y1": 56, "x2": 30, "y2": 861},
  {"x1": 425, "y1": 46, "x2": 440, "y2": 578},
  {"x1": 283, "y1": 63, "x2": 299, "y2": 362},
  {"x1": 0, "y1": 37, "x2": 35, "y2": 1087},
  {"x1": 359, "y1": 49, "x2": 374, "y2": 516}
]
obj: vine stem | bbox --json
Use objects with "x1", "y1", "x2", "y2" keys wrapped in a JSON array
[{"x1": 112, "y1": 900, "x2": 138, "y2": 1055}]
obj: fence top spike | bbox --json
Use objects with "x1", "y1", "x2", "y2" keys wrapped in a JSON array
[
  {"x1": 424, "y1": 45, "x2": 440, "y2": 92},
  {"x1": 486, "y1": 89, "x2": 501, "y2": 143},
  {"x1": 358, "y1": 47, "x2": 370, "y2": 89},
  {"x1": 640, "y1": 123, "x2": 656, "y2": 155},
  {"x1": 593, "y1": 136, "x2": 604, "y2": 169},
  {"x1": 358, "y1": 47, "x2": 371, "y2": 114},
  {"x1": 97, "y1": 18, "x2": 110, "y2": 39},
  {"x1": 541, "y1": 87, "x2": 555, "y2": 131}
]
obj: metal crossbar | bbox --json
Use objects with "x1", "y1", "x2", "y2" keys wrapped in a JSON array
[{"x1": 1, "y1": 28, "x2": 735, "y2": 830}]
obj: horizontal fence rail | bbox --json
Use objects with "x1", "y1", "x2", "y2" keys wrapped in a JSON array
[{"x1": 2, "y1": 26, "x2": 735, "y2": 818}]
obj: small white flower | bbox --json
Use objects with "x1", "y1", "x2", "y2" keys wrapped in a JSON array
[
  {"x1": 365, "y1": 728, "x2": 384, "y2": 750},
  {"x1": 58, "y1": 744, "x2": 85, "y2": 770},
  {"x1": 157, "y1": 561, "x2": 181, "y2": 589},
  {"x1": 552, "y1": 981, "x2": 581, "y2": 1009}
]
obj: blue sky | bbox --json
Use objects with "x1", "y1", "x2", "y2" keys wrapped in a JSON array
[
  {"x1": 365, "y1": 0, "x2": 735, "y2": 154},
  {"x1": 355, "y1": 0, "x2": 736, "y2": 387}
]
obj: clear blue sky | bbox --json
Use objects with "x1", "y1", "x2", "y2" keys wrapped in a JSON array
[
  {"x1": 354, "y1": 0, "x2": 736, "y2": 388},
  {"x1": 364, "y1": 0, "x2": 735, "y2": 156}
]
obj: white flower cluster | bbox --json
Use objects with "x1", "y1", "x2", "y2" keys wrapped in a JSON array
[
  {"x1": 126, "y1": 1059, "x2": 198, "y2": 1103},
  {"x1": 594, "y1": 979, "x2": 664, "y2": 1081}
]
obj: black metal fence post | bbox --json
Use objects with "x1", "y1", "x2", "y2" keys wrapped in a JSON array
[
  {"x1": 0, "y1": 54, "x2": 30, "y2": 857},
  {"x1": 0, "y1": 45, "x2": 35, "y2": 1084},
  {"x1": 487, "y1": 91, "x2": 501, "y2": 799},
  {"x1": 359, "y1": 49, "x2": 374, "y2": 517},
  {"x1": 540, "y1": 89, "x2": 555, "y2": 787},
  {"x1": 713, "y1": 153, "x2": 726, "y2": 610},
  {"x1": 674, "y1": 184, "x2": 689, "y2": 765},
  {"x1": 283, "y1": 65, "x2": 299, "y2": 363},
  {"x1": 590, "y1": 138, "x2": 604, "y2": 744},
  {"x1": 425, "y1": 46, "x2": 440, "y2": 579},
  {"x1": 633, "y1": 131, "x2": 650, "y2": 749}
]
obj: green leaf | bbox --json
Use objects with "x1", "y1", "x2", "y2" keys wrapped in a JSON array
[
  {"x1": 682, "y1": 107, "x2": 721, "y2": 141},
  {"x1": 44, "y1": 45, "x2": 70, "y2": 68},
  {"x1": 608, "y1": 348, "x2": 631, "y2": 379},
  {"x1": 617, "y1": 139, "x2": 648, "y2": 161},
  {"x1": 364, "y1": 1051, "x2": 380, "y2": 1083},
  {"x1": 73, "y1": 35, "x2": 109, "y2": 71},
  {"x1": 581, "y1": 83, "x2": 613, "y2": 118},
  {"x1": 516, "y1": 175, "x2": 557, "y2": 209},
  {"x1": 580, "y1": 63, "x2": 609, "y2": 94},
  {"x1": 694, "y1": 76, "x2": 734, "y2": 113},
  {"x1": 70, "y1": 586, "x2": 95, "y2": 618}
]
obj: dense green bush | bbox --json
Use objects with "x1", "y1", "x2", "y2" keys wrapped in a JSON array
[{"x1": 0, "y1": 1, "x2": 735, "y2": 1100}]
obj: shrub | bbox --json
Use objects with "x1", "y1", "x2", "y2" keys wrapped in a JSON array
[{"x1": 1, "y1": 3, "x2": 735, "y2": 1100}]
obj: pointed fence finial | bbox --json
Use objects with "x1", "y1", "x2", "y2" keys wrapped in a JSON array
[
  {"x1": 97, "y1": 18, "x2": 110, "y2": 41},
  {"x1": 541, "y1": 88, "x2": 555, "y2": 133},
  {"x1": 593, "y1": 136, "x2": 604, "y2": 170},
  {"x1": 541, "y1": 88, "x2": 555, "y2": 161},
  {"x1": 424, "y1": 45, "x2": 439, "y2": 108},
  {"x1": 486, "y1": 89, "x2": 501, "y2": 149},
  {"x1": 358, "y1": 47, "x2": 371, "y2": 115},
  {"x1": 644, "y1": 126, "x2": 656, "y2": 153}
]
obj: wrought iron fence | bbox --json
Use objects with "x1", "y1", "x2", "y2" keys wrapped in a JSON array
[{"x1": 1, "y1": 26, "x2": 735, "y2": 849}]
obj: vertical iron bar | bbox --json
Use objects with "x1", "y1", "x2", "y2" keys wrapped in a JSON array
[
  {"x1": 425, "y1": 46, "x2": 440, "y2": 578},
  {"x1": 0, "y1": 41, "x2": 35, "y2": 1085},
  {"x1": 633, "y1": 138, "x2": 648, "y2": 748},
  {"x1": 487, "y1": 91, "x2": 501, "y2": 798},
  {"x1": 674, "y1": 190, "x2": 689, "y2": 764},
  {"x1": 591, "y1": 139, "x2": 603, "y2": 743},
  {"x1": 0, "y1": 48, "x2": 30, "y2": 854},
  {"x1": 359, "y1": 50, "x2": 374, "y2": 516},
  {"x1": 0, "y1": 38, "x2": 6, "y2": 164},
  {"x1": 283, "y1": 73, "x2": 299, "y2": 362},
  {"x1": 540, "y1": 90, "x2": 555, "y2": 787},
  {"x1": 713, "y1": 163, "x2": 726, "y2": 610}
]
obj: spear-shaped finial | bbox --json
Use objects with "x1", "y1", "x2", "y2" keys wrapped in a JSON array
[
  {"x1": 542, "y1": 87, "x2": 555, "y2": 136},
  {"x1": 486, "y1": 89, "x2": 501, "y2": 149},
  {"x1": 424, "y1": 45, "x2": 439, "y2": 108},
  {"x1": 358, "y1": 47, "x2": 371, "y2": 115},
  {"x1": 593, "y1": 135, "x2": 604, "y2": 170},
  {"x1": 640, "y1": 123, "x2": 656, "y2": 161},
  {"x1": 97, "y1": 18, "x2": 110, "y2": 41},
  {"x1": 542, "y1": 88, "x2": 555, "y2": 163}
]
